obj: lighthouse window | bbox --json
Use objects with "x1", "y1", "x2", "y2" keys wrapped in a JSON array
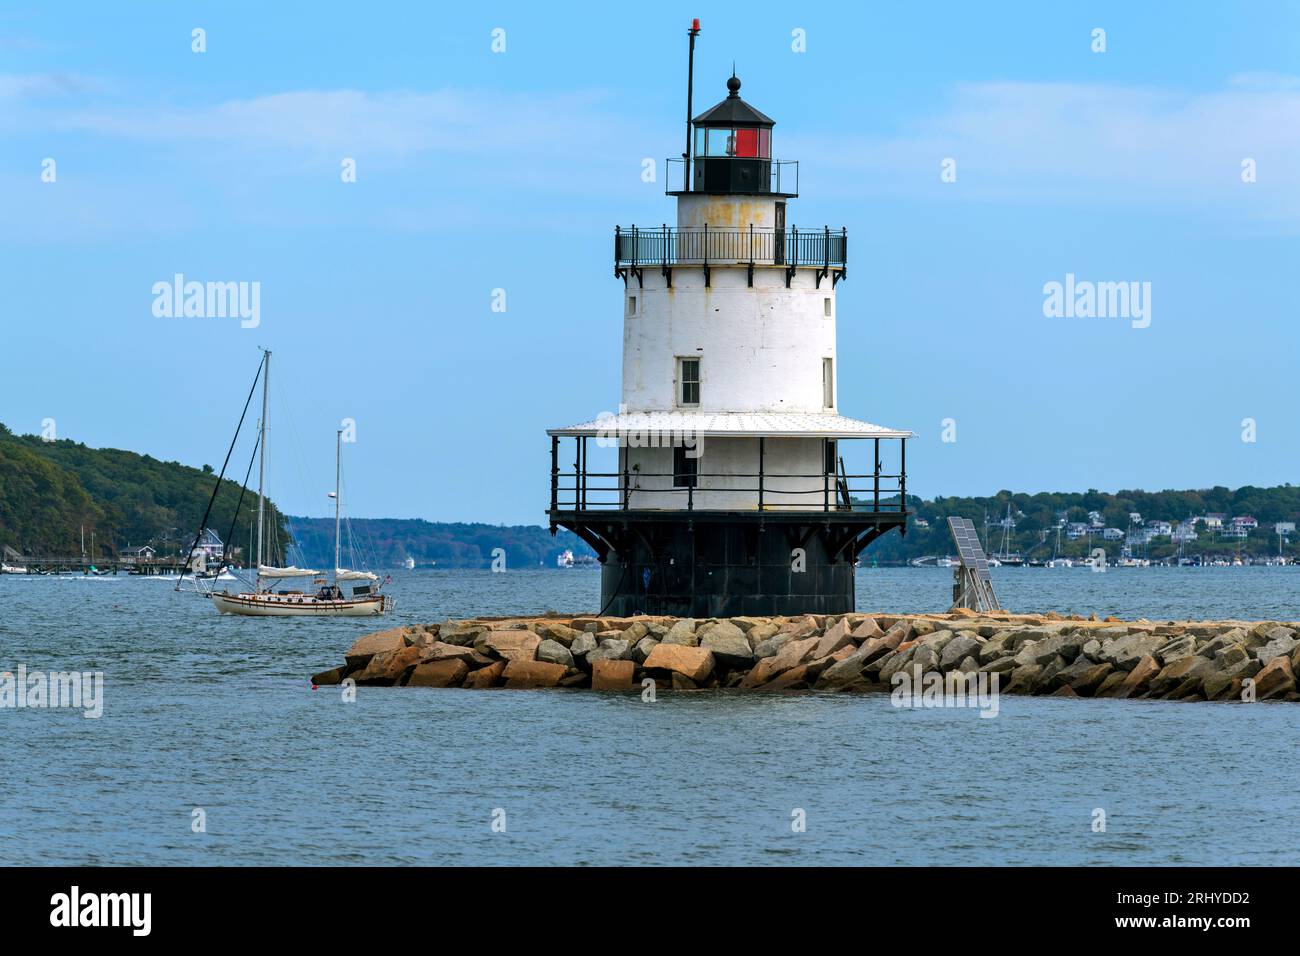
[
  {"x1": 673, "y1": 445, "x2": 698, "y2": 489},
  {"x1": 678, "y1": 357, "x2": 700, "y2": 406},
  {"x1": 822, "y1": 358, "x2": 834, "y2": 408},
  {"x1": 628, "y1": 296, "x2": 637, "y2": 316},
  {"x1": 823, "y1": 297, "x2": 832, "y2": 317},
  {"x1": 698, "y1": 127, "x2": 771, "y2": 159}
]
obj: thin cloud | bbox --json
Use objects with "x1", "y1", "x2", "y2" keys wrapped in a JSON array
[
  {"x1": 0, "y1": 72, "x2": 101, "y2": 98},
  {"x1": 791, "y1": 77, "x2": 1300, "y2": 219},
  {"x1": 52, "y1": 87, "x2": 635, "y2": 164}
]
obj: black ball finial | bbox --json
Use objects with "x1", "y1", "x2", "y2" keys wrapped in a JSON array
[{"x1": 726, "y1": 73, "x2": 741, "y2": 97}]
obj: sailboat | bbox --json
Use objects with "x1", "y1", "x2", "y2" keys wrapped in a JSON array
[
  {"x1": 185, "y1": 350, "x2": 390, "y2": 617},
  {"x1": 993, "y1": 502, "x2": 1025, "y2": 566}
]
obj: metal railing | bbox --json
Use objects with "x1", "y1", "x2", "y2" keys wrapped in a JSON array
[
  {"x1": 614, "y1": 224, "x2": 847, "y2": 269},
  {"x1": 550, "y1": 435, "x2": 908, "y2": 514},
  {"x1": 550, "y1": 466, "x2": 905, "y2": 514}
]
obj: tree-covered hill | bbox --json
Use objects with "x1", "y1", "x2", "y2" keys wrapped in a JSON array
[
  {"x1": 4, "y1": 418, "x2": 1296, "y2": 567},
  {"x1": 0, "y1": 435, "x2": 107, "y2": 556},
  {"x1": 285, "y1": 516, "x2": 594, "y2": 570},
  {"x1": 0, "y1": 423, "x2": 288, "y2": 561},
  {"x1": 865, "y1": 486, "x2": 1300, "y2": 563}
]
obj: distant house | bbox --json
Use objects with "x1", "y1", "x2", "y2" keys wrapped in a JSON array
[
  {"x1": 1220, "y1": 525, "x2": 1248, "y2": 540},
  {"x1": 1172, "y1": 523, "x2": 1198, "y2": 543},
  {"x1": 1230, "y1": 516, "x2": 1258, "y2": 530},
  {"x1": 1065, "y1": 522, "x2": 1091, "y2": 540},
  {"x1": 1087, "y1": 510, "x2": 1105, "y2": 527},
  {"x1": 913, "y1": 517, "x2": 930, "y2": 529},
  {"x1": 1146, "y1": 521, "x2": 1172, "y2": 537},
  {"x1": 1274, "y1": 522, "x2": 1296, "y2": 535},
  {"x1": 119, "y1": 545, "x2": 156, "y2": 564},
  {"x1": 1101, "y1": 528, "x2": 1124, "y2": 541},
  {"x1": 1054, "y1": 510, "x2": 1069, "y2": 528},
  {"x1": 187, "y1": 528, "x2": 224, "y2": 559},
  {"x1": 1128, "y1": 512, "x2": 1142, "y2": 525},
  {"x1": 1203, "y1": 514, "x2": 1225, "y2": 529}
]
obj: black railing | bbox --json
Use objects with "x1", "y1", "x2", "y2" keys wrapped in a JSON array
[
  {"x1": 549, "y1": 436, "x2": 907, "y2": 514},
  {"x1": 614, "y1": 224, "x2": 847, "y2": 269},
  {"x1": 549, "y1": 469, "x2": 906, "y2": 513}
]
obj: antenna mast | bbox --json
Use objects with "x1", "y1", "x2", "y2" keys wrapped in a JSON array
[{"x1": 684, "y1": 18, "x2": 700, "y2": 191}]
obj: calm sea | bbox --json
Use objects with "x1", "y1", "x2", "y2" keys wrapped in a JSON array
[{"x1": 1, "y1": 566, "x2": 1297, "y2": 866}]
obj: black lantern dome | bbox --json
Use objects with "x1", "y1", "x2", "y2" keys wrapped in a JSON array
[{"x1": 688, "y1": 74, "x2": 789, "y2": 196}]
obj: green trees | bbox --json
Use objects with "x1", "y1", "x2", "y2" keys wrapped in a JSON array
[
  {"x1": 865, "y1": 485, "x2": 1300, "y2": 563},
  {"x1": 0, "y1": 423, "x2": 288, "y2": 561},
  {"x1": 284, "y1": 516, "x2": 591, "y2": 569}
]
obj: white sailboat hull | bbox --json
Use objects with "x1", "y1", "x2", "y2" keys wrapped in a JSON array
[{"x1": 209, "y1": 590, "x2": 389, "y2": 617}]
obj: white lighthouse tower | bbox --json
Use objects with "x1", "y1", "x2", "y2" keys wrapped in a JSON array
[{"x1": 548, "y1": 45, "x2": 911, "y2": 617}]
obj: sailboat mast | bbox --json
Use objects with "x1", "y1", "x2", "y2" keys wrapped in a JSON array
[
  {"x1": 334, "y1": 429, "x2": 342, "y2": 581},
  {"x1": 256, "y1": 349, "x2": 270, "y2": 575}
]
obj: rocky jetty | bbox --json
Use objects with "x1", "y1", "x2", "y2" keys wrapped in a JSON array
[{"x1": 311, "y1": 610, "x2": 1300, "y2": 702}]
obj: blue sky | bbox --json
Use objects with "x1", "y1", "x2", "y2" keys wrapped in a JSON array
[{"x1": 3, "y1": 2, "x2": 1299, "y2": 524}]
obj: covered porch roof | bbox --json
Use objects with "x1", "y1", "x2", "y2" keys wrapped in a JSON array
[{"x1": 547, "y1": 410, "x2": 912, "y2": 440}]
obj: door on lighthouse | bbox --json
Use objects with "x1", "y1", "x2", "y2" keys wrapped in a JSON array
[{"x1": 774, "y1": 201, "x2": 786, "y2": 265}]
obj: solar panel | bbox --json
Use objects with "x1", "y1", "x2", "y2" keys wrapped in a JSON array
[{"x1": 946, "y1": 517, "x2": 1000, "y2": 611}]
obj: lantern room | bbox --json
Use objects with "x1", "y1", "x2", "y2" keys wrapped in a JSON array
[{"x1": 685, "y1": 74, "x2": 795, "y2": 197}]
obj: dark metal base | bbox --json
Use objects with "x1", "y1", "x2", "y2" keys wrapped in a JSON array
[{"x1": 549, "y1": 510, "x2": 906, "y2": 618}]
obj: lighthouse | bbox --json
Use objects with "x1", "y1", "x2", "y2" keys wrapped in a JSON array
[{"x1": 547, "y1": 44, "x2": 911, "y2": 617}]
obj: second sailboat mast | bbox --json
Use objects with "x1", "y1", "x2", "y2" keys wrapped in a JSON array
[
  {"x1": 256, "y1": 349, "x2": 270, "y2": 572},
  {"x1": 334, "y1": 428, "x2": 342, "y2": 580}
]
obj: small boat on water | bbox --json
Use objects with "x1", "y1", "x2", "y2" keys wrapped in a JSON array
[
  {"x1": 1, "y1": 563, "x2": 27, "y2": 574},
  {"x1": 181, "y1": 350, "x2": 391, "y2": 618},
  {"x1": 403, "y1": 556, "x2": 416, "y2": 570}
]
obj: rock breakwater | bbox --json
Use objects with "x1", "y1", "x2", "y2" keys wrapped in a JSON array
[{"x1": 311, "y1": 610, "x2": 1300, "y2": 702}]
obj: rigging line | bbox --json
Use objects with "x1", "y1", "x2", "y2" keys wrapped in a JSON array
[
  {"x1": 342, "y1": 465, "x2": 380, "y2": 573},
  {"x1": 340, "y1": 462, "x2": 360, "y2": 570},
  {"x1": 219, "y1": 431, "x2": 261, "y2": 572},
  {"x1": 273, "y1": 367, "x2": 319, "y2": 563},
  {"x1": 176, "y1": 352, "x2": 265, "y2": 592}
]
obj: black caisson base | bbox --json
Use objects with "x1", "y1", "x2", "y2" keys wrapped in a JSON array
[{"x1": 549, "y1": 511, "x2": 905, "y2": 618}]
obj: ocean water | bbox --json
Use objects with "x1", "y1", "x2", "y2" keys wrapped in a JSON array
[{"x1": 1, "y1": 566, "x2": 1297, "y2": 866}]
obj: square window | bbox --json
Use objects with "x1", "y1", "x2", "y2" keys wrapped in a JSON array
[{"x1": 679, "y1": 357, "x2": 700, "y2": 406}]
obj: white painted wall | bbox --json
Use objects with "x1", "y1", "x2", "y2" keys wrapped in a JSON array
[
  {"x1": 614, "y1": 193, "x2": 843, "y2": 512},
  {"x1": 621, "y1": 265, "x2": 837, "y2": 413},
  {"x1": 676, "y1": 194, "x2": 780, "y2": 230}
]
